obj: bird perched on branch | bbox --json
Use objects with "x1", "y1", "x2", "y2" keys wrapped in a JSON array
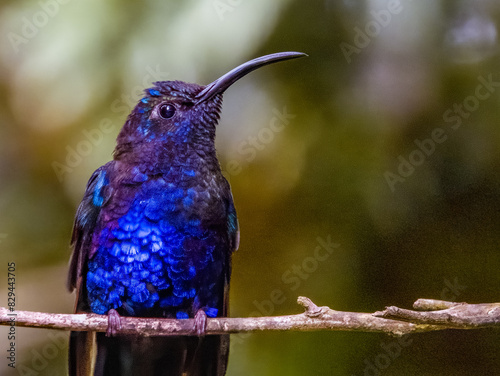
[{"x1": 67, "y1": 51, "x2": 306, "y2": 376}]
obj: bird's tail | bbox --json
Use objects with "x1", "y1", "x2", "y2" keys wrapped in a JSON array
[
  {"x1": 69, "y1": 331, "x2": 97, "y2": 376},
  {"x1": 69, "y1": 331, "x2": 229, "y2": 376}
]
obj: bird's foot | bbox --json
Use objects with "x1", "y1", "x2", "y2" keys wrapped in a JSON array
[
  {"x1": 193, "y1": 309, "x2": 207, "y2": 337},
  {"x1": 106, "y1": 309, "x2": 122, "y2": 337}
]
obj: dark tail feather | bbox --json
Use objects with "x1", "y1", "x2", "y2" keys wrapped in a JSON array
[
  {"x1": 186, "y1": 334, "x2": 230, "y2": 376},
  {"x1": 90, "y1": 334, "x2": 229, "y2": 376},
  {"x1": 69, "y1": 331, "x2": 96, "y2": 376}
]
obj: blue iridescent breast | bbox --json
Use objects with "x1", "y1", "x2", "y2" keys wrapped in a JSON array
[{"x1": 86, "y1": 173, "x2": 225, "y2": 319}]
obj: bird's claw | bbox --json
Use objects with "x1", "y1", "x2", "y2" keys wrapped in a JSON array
[
  {"x1": 193, "y1": 309, "x2": 207, "y2": 337},
  {"x1": 106, "y1": 309, "x2": 122, "y2": 337}
]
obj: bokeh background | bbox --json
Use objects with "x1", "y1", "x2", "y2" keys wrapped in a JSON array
[{"x1": 1, "y1": 0, "x2": 500, "y2": 375}]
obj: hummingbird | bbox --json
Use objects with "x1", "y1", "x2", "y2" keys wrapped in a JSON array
[{"x1": 67, "y1": 51, "x2": 306, "y2": 376}]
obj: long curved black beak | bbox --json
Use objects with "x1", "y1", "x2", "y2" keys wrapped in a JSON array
[{"x1": 195, "y1": 51, "x2": 307, "y2": 104}]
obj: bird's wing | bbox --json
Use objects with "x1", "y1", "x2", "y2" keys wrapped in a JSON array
[
  {"x1": 67, "y1": 163, "x2": 113, "y2": 299},
  {"x1": 227, "y1": 190, "x2": 240, "y2": 253}
]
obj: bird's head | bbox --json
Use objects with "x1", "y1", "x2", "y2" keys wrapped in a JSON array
[{"x1": 114, "y1": 52, "x2": 306, "y2": 161}]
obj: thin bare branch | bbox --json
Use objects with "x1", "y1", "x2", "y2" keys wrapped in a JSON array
[
  {"x1": 1, "y1": 297, "x2": 498, "y2": 337},
  {"x1": 374, "y1": 299, "x2": 500, "y2": 329}
]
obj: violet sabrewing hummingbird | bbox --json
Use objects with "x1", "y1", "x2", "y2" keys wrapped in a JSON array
[{"x1": 67, "y1": 51, "x2": 306, "y2": 376}]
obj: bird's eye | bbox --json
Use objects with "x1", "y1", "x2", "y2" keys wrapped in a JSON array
[{"x1": 159, "y1": 104, "x2": 176, "y2": 119}]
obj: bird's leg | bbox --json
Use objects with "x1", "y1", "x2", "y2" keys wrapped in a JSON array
[
  {"x1": 106, "y1": 308, "x2": 122, "y2": 337},
  {"x1": 193, "y1": 309, "x2": 207, "y2": 337}
]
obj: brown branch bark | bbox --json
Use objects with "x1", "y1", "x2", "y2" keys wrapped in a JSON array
[
  {"x1": 0, "y1": 297, "x2": 498, "y2": 337},
  {"x1": 374, "y1": 299, "x2": 500, "y2": 328}
]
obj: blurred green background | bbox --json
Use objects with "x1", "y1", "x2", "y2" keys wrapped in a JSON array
[{"x1": 1, "y1": 0, "x2": 500, "y2": 375}]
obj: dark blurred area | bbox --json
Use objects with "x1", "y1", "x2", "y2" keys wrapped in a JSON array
[{"x1": 1, "y1": 0, "x2": 499, "y2": 375}]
